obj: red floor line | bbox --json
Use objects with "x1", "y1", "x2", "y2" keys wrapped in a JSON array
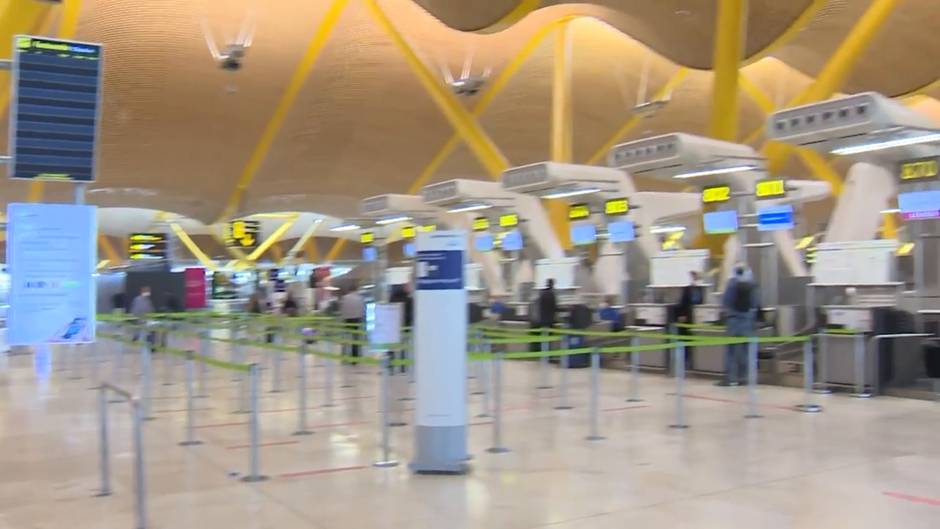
[
  {"x1": 279, "y1": 465, "x2": 369, "y2": 479},
  {"x1": 682, "y1": 393, "x2": 796, "y2": 412},
  {"x1": 601, "y1": 405, "x2": 651, "y2": 412},
  {"x1": 196, "y1": 419, "x2": 367, "y2": 430},
  {"x1": 883, "y1": 491, "x2": 940, "y2": 506},
  {"x1": 225, "y1": 440, "x2": 300, "y2": 450}
]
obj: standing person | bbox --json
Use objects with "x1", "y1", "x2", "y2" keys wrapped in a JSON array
[
  {"x1": 340, "y1": 284, "x2": 365, "y2": 358},
  {"x1": 130, "y1": 287, "x2": 155, "y2": 346},
  {"x1": 677, "y1": 270, "x2": 704, "y2": 325},
  {"x1": 538, "y1": 278, "x2": 558, "y2": 329},
  {"x1": 720, "y1": 265, "x2": 760, "y2": 386},
  {"x1": 389, "y1": 284, "x2": 413, "y2": 373}
]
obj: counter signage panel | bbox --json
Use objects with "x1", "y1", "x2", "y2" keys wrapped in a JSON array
[
  {"x1": 756, "y1": 204, "x2": 795, "y2": 231},
  {"x1": 400, "y1": 225, "x2": 416, "y2": 239},
  {"x1": 498, "y1": 213, "x2": 518, "y2": 228},
  {"x1": 226, "y1": 220, "x2": 260, "y2": 249},
  {"x1": 472, "y1": 217, "x2": 489, "y2": 231},
  {"x1": 899, "y1": 157, "x2": 939, "y2": 181},
  {"x1": 10, "y1": 36, "x2": 103, "y2": 181},
  {"x1": 604, "y1": 197, "x2": 629, "y2": 216},
  {"x1": 419, "y1": 224, "x2": 436, "y2": 232},
  {"x1": 568, "y1": 203, "x2": 591, "y2": 220},
  {"x1": 702, "y1": 185, "x2": 731, "y2": 204},
  {"x1": 360, "y1": 231, "x2": 375, "y2": 244},
  {"x1": 128, "y1": 232, "x2": 168, "y2": 261},
  {"x1": 755, "y1": 179, "x2": 786, "y2": 199}
]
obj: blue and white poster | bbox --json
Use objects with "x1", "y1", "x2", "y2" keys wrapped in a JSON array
[
  {"x1": 416, "y1": 246, "x2": 464, "y2": 291},
  {"x1": 6, "y1": 203, "x2": 97, "y2": 345}
]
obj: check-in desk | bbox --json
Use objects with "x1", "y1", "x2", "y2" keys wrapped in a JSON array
[
  {"x1": 685, "y1": 305, "x2": 775, "y2": 376},
  {"x1": 629, "y1": 303, "x2": 672, "y2": 369},
  {"x1": 818, "y1": 306, "x2": 876, "y2": 389}
]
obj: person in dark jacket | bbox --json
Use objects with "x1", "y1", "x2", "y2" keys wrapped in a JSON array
[
  {"x1": 720, "y1": 265, "x2": 760, "y2": 386},
  {"x1": 389, "y1": 284, "x2": 413, "y2": 373},
  {"x1": 538, "y1": 278, "x2": 558, "y2": 329},
  {"x1": 676, "y1": 271, "x2": 704, "y2": 324}
]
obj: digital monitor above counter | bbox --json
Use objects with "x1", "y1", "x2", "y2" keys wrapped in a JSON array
[{"x1": 703, "y1": 210, "x2": 738, "y2": 234}]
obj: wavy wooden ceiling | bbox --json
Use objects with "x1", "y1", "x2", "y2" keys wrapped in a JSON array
[{"x1": 0, "y1": 0, "x2": 937, "y2": 224}]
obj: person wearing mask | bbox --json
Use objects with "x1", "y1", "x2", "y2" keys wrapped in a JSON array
[
  {"x1": 720, "y1": 265, "x2": 760, "y2": 386},
  {"x1": 340, "y1": 284, "x2": 365, "y2": 358}
]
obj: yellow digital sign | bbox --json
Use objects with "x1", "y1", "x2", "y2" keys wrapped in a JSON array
[
  {"x1": 419, "y1": 224, "x2": 436, "y2": 232},
  {"x1": 360, "y1": 232, "x2": 374, "y2": 244},
  {"x1": 900, "y1": 157, "x2": 939, "y2": 181},
  {"x1": 702, "y1": 185, "x2": 731, "y2": 204},
  {"x1": 473, "y1": 217, "x2": 490, "y2": 231},
  {"x1": 755, "y1": 179, "x2": 786, "y2": 199},
  {"x1": 604, "y1": 198, "x2": 629, "y2": 216},
  {"x1": 499, "y1": 213, "x2": 519, "y2": 228},
  {"x1": 400, "y1": 225, "x2": 416, "y2": 239},
  {"x1": 568, "y1": 203, "x2": 591, "y2": 220}
]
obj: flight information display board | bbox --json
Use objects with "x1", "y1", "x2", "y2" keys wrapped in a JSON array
[
  {"x1": 702, "y1": 185, "x2": 731, "y2": 204},
  {"x1": 226, "y1": 219, "x2": 260, "y2": 249},
  {"x1": 127, "y1": 233, "x2": 168, "y2": 261},
  {"x1": 568, "y1": 203, "x2": 591, "y2": 220},
  {"x1": 755, "y1": 179, "x2": 786, "y2": 199},
  {"x1": 9, "y1": 35, "x2": 103, "y2": 181},
  {"x1": 604, "y1": 198, "x2": 629, "y2": 216},
  {"x1": 899, "y1": 157, "x2": 939, "y2": 181}
]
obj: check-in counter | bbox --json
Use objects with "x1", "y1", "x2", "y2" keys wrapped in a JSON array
[
  {"x1": 686, "y1": 324, "x2": 775, "y2": 375},
  {"x1": 625, "y1": 325, "x2": 670, "y2": 370}
]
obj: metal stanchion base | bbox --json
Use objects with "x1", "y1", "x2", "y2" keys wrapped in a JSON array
[
  {"x1": 668, "y1": 424, "x2": 689, "y2": 429},
  {"x1": 850, "y1": 392, "x2": 873, "y2": 399},
  {"x1": 794, "y1": 403, "x2": 823, "y2": 413},
  {"x1": 162, "y1": 382, "x2": 174, "y2": 387},
  {"x1": 471, "y1": 390, "x2": 485, "y2": 395},
  {"x1": 399, "y1": 396, "x2": 415, "y2": 401},
  {"x1": 292, "y1": 430, "x2": 314, "y2": 436},
  {"x1": 143, "y1": 417, "x2": 156, "y2": 422},
  {"x1": 240, "y1": 475, "x2": 269, "y2": 483},
  {"x1": 715, "y1": 381, "x2": 739, "y2": 387},
  {"x1": 374, "y1": 460, "x2": 400, "y2": 468},
  {"x1": 341, "y1": 384, "x2": 355, "y2": 389},
  {"x1": 585, "y1": 435, "x2": 606, "y2": 441},
  {"x1": 269, "y1": 390, "x2": 284, "y2": 394},
  {"x1": 195, "y1": 394, "x2": 210, "y2": 399},
  {"x1": 68, "y1": 376, "x2": 83, "y2": 381},
  {"x1": 233, "y1": 410, "x2": 250, "y2": 415},
  {"x1": 812, "y1": 384, "x2": 832, "y2": 395},
  {"x1": 179, "y1": 440, "x2": 203, "y2": 446},
  {"x1": 388, "y1": 421, "x2": 407, "y2": 427},
  {"x1": 486, "y1": 447, "x2": 510, "y2": 454},
  {"x1": 626, "y1": 397, "x2": 643, "y2": 403},
  {"x1": 94, "y1": 491, "x2": 112, "y2": 498},
  {"x1": 475, "y1": 413, "x2": 491, "y2": 418},
  {"x1": 536, "y1": 385, "x2": 553, "y2": 390},
  {"x1": 554, "y1": 405, "x2": 573, "y2": 410},
  {"x1": 744, "y1": 413, "x2": 763, "y2": 419}
]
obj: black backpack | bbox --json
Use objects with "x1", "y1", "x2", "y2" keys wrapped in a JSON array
[{"x1": 733, "y1": 281, "x2": 753, "y2": 313}]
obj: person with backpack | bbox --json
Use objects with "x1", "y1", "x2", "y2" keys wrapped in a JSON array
[{"x1": 720, "y1": 265, "x2": 760, "y2": 386}]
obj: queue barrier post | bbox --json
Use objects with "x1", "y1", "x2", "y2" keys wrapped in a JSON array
[
  {"x1": 486, "y1": 347, "x2": 510, "y2": 454},
  {"x1": 555, "y1": 346, "x2": 573, "y2": 411},
  {"x1": 241, "y1": 363, "x2": 268, "y2": 482},
  {"x1": 96, "y1": 385, "x2": 111, "y2": 497},
  {"x1": 324, "y1": 338, "x2": 336, "y2": 408},
  {"x1": 293, "y1": 341, "x2": 313, "y2": 436},
  {"x1": 744, "y1": 338, "x2": 763, "y2": 419},
  {"x1": 586, "y1": 348, "x2": 605, "y2": 441},
  {"x1": 669, "y1": 342, "x2": 689, "y2": 429},
  {"x1": 538, "y1": 330, "x2": 552, "y2": 389},
  {"x1": 179, "y1": 352, "x2": 203, "y2": 446},
  {"x1": 197, "y1": 328, "x2": 210, "y2": 398},
  {"x1": 794, "y1": 338, "x2": 823, "y2": 413},
  {"x1": 95, "y1": 384, "x2": 148, "y2": 529},
  {"x1": 374, "y1": 353, "x2": 399, "y2": 467},
  {"x1": 627, "y1": 336, "x2": 642, "y2": 402},
  {"x1": 271, "y1": 331, "x2": 284, "y2": 394},
  {"x1": 477, "y1": 343, "x2": 492, "y2": 418},
  {"x1": 140, "y1": 343, "x2": 154, "y2": 420}
]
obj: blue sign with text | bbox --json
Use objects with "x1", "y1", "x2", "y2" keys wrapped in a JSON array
[{"x1": 416, "y1": 250, "x2": 463, "y2": 291}]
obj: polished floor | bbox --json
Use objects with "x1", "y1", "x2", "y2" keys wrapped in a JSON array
[{"x1": 1, "y1": 336, "x2": 939, "y2": 529}]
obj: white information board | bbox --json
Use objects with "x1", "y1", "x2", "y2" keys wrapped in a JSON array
[
  {"x1": 370, "y1": 302, "x2": 402, "y2": 348},
  {"x1": 650, "y1": 250, "x2": 709, "y2": 287},
  {"x1": 535, "y1": 257, "x2": 580, "y2": 289},
  {"x1": 813, "y1": 239, "x2": 897, "y2": 285},
  {"x1": 385, "y1": 266, "x2": 412, "y2": 287},
  {"x1": 464, "y1": 263, "x2": 483, "y2": 290},
  {"x1": 6, "y1": 203, "x2": 96, "y2": 345}
]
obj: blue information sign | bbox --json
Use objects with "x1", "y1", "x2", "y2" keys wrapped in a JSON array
[
  {"x1": 416, "y1": 250, "x2": 464, "y2": 291},
  {"x1": 10, "y1": 35, "x2": 102, "y2": 181}
]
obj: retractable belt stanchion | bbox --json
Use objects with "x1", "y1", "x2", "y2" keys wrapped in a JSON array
[
  {"x1": 271, "y1": 330, "x2": 284, "y2": 394},
  {"x1": 627, "y1": 336, "x2": 642, "y2": 402},
  {"x1": 795, "y1": 338, "x2": 823, "y2": 413},
  {"x1": 486, "y1": 345, "x2": 510, "y2": 454},
  {"x1": 197, "y1": 327, "x2": 210, "y2": 398},
  {"x1": 851, "y1": 333, "x2": 872, "y2": 398},
  {"x1": 293, "y1": 341, "x2": 313, "y2": 436},
  {"x1": 555, "y1": 343, "x2": 573, "y2": 410},
  {"x1": 341, "y1": 331, "x2": 354, "y2": 388},
  {"x1": 324, "y1": 333, "x2": 336, "y2": 408},
  {"x1": 477, "y1": 344, "x2": 492, "y2": 418},
  {"x1": 471, "y1": 332, "x2": 484, "y2": 395},
  {"x1": 538, "y1": 329, "x2": 552, "y2": 389},
  {"x1": 374, "y1": 353, "x2": 399, "y2": 467},
  {"x1": 88, "y1": 343, "x2": 101, "y2": 390},
  {"x1": 139, "y1": 341, "x2": 154, "y2": 420},
  {"x1": 669, "y1": 342, "x2": 689, "y2": 429},
  {"x1": 96, "y1": 384, "x2": 148, "y2": 529},
  {"x1": 179, "y1": 352, "x2": 203, "y2": 446},
  {"x1": 241, "y1": 363, "x2": 268, "y2": 482},
  {"x1": 814, "y1": 333, "x2": 832, "y2": 394},
  {"x1": 586, "y1": 348, "x2": 605, "y2": 441},
  {"x1": 744, "y1": 338, "x2": 763, "y2": 419}
]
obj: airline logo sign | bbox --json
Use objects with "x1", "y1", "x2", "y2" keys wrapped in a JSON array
[
  {"x1": 128, "y1": 233, "x2": 167, "y2": 261},
  {"x1": 227, "y1": 220, "x2": 260, "y2": 249}
]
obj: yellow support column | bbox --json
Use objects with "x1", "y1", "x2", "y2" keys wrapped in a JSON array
[
  {"x1": 708, "y1": 0, "x2": 747, "y2": 141},
  {"x1": 324, "y1": 238, "x2": 347, "y2": 263},
  {"x1": 97, "y1": 234, "x2": 121, "y2": 264},
  {"x1": 247, "y1": 215, "x2": 299, "y2": 261},
  {"x1": 766, "y1": 0, "x2": 899, "y2": 173},
  {"x1": 548, "y1": 21, "x2": 573, "y2": 250}
]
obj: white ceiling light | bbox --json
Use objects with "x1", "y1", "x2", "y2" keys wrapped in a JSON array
[
  {"x1": 831, "y1": 132, "x2": 940, "y2": 156},
  {"x1": 375, "y1": 215, "x2": 411, "y2": 225},
  {"x1": 541, "y1": 187, "x2": 601, "y2": 200},
  {"x1": 673, "y1": 165, "x2": 757, "y2": 179},
  {"x1": 330, "y1": 223, "x2": 360, "y2": 232},
  {"x1": 880, "y1": 208, "x2": 900, "y2": 214},
  {"x1": 447, "y1": 203, "x2": 492, "y2": 213},
  {"x1": 649, "y1": 225, "x2": 686, "y2": 234}
]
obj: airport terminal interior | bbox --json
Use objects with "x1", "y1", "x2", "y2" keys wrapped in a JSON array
[{"x1": 1, "y1": 0, "x2": 940, "y2": 528}]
